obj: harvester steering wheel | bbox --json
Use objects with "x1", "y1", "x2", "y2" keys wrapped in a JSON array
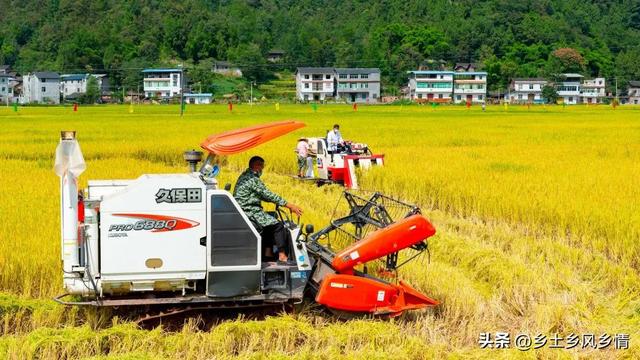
[{"x1": 275, "y1": 204, "x2": 300, "y2": 227}]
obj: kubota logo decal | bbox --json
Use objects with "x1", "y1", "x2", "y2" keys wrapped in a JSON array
[{"x1": 109, "y1": 213, "x2": 199, "y2": 233}]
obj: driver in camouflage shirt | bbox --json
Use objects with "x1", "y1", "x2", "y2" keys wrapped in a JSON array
[{"x1": 233, "y1": 156, "x2": 303, "y2": 262}]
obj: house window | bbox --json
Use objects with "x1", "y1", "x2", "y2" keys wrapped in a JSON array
[
  {"x1": 439, "y1": 75, "x2": 444, "y2": 79},
  {"x1": 479, "y1": 95, "x2": 483, "y2": 100},
  {"x1": 360, "y1": 74, "x2": 368, "y2": 79},
  {"x1": 457, "y1": 95, "x2": 461, "y2": 100},
  {"x1": 304, "y1": 95, "x2": 309, "y2": 100},
  {"x1": 172, "y1": 74, "x2": 178, "y2": 87},
  {"x1": 1, "y1": 87, "x2": 4, "y2": 92},
  {"x1": 339, "y1": 74, "x2": 347, "y2": 79},
  {"x1": 304, "y1": 83, "x2": 309, "y2": 89},
  {"x1": 349, "y1": 74, "x2": 358, "y2": 79},
  {"x1": 438, "y1": 94, "x2": 443, "y2": 99},
  {"x1": 518, "y1": 94, "x2": 522, "y2": 100},
  {"x1": 325, "y1": 74, "x2": 330, "y2": 80},
  {"x1": 417, "y1": 94, "x2": 423, "y2": 99},
  {"x1": 529, "y1": 84, "x2": 533, "y2": 90},
  {"x1": 304, "y1": 74, "x2": 309, "y2": 79},
  {"x1": 42, "y1": 87, "x2": 46, "y2": 92}
]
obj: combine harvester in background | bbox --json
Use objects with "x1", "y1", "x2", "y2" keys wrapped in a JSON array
[
  {"x1": 54, "y1": 121, "x2": 436, "y2": 321},
  {"x1": 298, "y1": 136, "x2": 384, "y2": 189}
]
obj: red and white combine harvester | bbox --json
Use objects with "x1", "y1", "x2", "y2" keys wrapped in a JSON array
[
  {"x1": 301, "y1": 137, "x2": 384, "y2": 189},
  {"x1": 54, "y1": 121, "x2": 437, "y2": 320}
]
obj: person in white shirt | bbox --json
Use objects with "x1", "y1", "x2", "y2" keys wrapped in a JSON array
[
  {"x1": 326, "y1": 124, "x2": 343, "y2": 161},
  {"x1": 295, "y1": 138, "x2": 309, "y2": 177}
]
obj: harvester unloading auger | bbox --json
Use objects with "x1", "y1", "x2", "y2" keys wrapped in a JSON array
[{"x1": 54, "y1": 121, "x2": 438, "y2": 320}]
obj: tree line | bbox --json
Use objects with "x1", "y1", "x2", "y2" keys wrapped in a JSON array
[{"x1": 1, "y1": 0, "x2": 639, "y2": 93}]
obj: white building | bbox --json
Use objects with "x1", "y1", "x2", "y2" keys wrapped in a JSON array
[
  {"x1": 580, "y1": 77, "x2": 606, "y2": 104},
  {"x1": 0, "y1": 74, "x2": 14, "y2": 104},
  {"x1": 212, "y1": 61, "x2": 242, "y2": 77},
  {"x1": 556, "y1": 73, "x2": 583, "y2": 104},
  {"x1": 60, "y1": 74, "x2": 107, "y2": 99},
  {"x1": 453, "y1": 71, "x2": 487, "y2": 104},
  {"x1": 295, "y1": 67, "x2": 335, "y2": 101},
  {"x1": 628, "y1": 81, "x2": 640, "y2": 105},
  {"x1": 22, "y1": 72, "x2": 60, "y2": 104},
  {"x1": 142, "y1": 68, "x2": 183, "y2": 99},
  {"x1": 184, "y1": 93, "x2": 213, "y2": 104},
  {"x1": 407, "y1": 71, "x2": 454, "y2": 102},
  {"x1": 509, "y1": 78, "x2": 547, "y2": 104}
]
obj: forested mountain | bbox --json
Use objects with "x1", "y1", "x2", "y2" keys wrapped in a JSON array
[{"x1": 1, "y1": 0, "x2": 640, "y2": 92}]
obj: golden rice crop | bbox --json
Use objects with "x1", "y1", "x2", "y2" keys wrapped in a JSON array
[{"x1": 0, "y1": 103, "x2": 639, "y2": 359}]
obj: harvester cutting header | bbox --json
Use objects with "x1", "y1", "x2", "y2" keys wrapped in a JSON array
[{"x1": 54, "y1": 121, "x2": 438, "y2": 319}]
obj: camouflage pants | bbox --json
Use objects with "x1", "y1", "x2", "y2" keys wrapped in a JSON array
[{"x1": 297, "y1": 155, "x2": 307, "y2": 171}]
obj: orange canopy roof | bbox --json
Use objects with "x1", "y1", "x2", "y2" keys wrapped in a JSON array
[{"x1": 200, "y1": 120, "x2": 306, "y2": 155}]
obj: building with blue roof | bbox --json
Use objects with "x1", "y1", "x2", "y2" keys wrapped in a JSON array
[
  {"x1": 184, "y1": 93, "x2": 213, "y2": 104},
  {"x1": 142, "y1": 68, "x2": 183, "y2": 99},
  {"x1": 407, "y1": 71, "x2": 454, "y2": 102}
]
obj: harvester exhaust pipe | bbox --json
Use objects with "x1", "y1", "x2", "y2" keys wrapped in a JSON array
[
  {"x1": 54, "y1": 131, "x2": 86, "y2": 274},
  {"x1": 183, "y1": 150, "x2": 203, "y2": 172}
]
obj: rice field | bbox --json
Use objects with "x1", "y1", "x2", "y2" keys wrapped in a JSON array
[{"x1": 0, "y1": 103, "x2": 639, "y2": 359}]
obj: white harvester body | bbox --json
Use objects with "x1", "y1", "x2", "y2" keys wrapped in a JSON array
[{"x1": 54, "y1": 130, "x2": 311, "y2": 301}]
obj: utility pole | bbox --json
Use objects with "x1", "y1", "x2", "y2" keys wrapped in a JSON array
[
  {"x1": 250, "y1": 81, "x2": 254, "y2": 106},
  {"x1": 615, "y1": 77, "x2": 618, "y2": 102},
  {"x1": 180, "y1": 64, "x2": 185, "y2": 117}
]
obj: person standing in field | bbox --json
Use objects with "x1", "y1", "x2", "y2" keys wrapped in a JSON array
[
  {"x1": 295, "y1": 137, "x2": 309, "y2": 177},
  {"x1": 326, "y1": 124, "x2": 343, "y2": 161}
]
